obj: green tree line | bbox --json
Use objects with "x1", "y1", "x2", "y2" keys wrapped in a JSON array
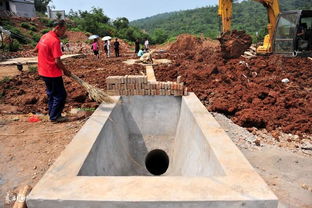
[
  {"x1": 131, "y1": 0, "x2": 312, "y2": 43},
  {"x1": 67, "y1": 8, "x2": 150, "y2": 43}
]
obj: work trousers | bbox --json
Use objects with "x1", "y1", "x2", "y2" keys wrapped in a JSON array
[
  {"x1": 115, "y1": 48, "x2": 119, "y2": 57},
  {"x1": 41, "y1": 76, "x2": 67, "y2": 121}
]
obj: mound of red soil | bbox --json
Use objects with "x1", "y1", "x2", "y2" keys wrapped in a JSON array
[
  {"x1": 154, "y1": 35, "x2": 312, "y2": 136},
  {"x1": 170, "y1": 34, "x2": 203, "y2": 51},
  {"x1": 0, "y1": 55, "x2": 145, "y2": 114},
  {"x1": 219, "y1": 30, "x2": 252, "y2": 59},
  {"x1": 65, "y1": 31, "x2": 88, "y2": 43}
]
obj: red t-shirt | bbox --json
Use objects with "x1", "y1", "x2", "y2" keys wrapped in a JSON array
[{"x1": 36, "y1": 31, "x2": 63, "y2": 77}]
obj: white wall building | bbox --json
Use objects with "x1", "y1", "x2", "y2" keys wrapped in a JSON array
[
  {"x1": 47, "y1": 6, "x2": 65, "y2": 20},
  {"x1": 0, "y1": 0, "x2": 36, "y2": 17}
]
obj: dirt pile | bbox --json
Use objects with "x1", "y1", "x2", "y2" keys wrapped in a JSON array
[
  {"x1": 154, "y1": 35, "x2": 312, "y2": 136},
  {"x1": 170, "y1": 34, "x2": 203, "y2": 51},
  {"x1": 0, "y1": 55, "x2": 145, "y2": 114},
  {"x1": 219, "y1": 30, "x2": 252, "y2": 59},
  {"x1": 65, "y1": 31, "x2": 88, "y2": 43}
]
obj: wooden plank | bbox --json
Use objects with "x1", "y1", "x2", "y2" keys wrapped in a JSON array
[
  {"x1": 145, "y1": 65, "x2": 156, "y2": 81},
  {"x1": 13, "y1": 185, "x2": 32, "y2": 208}
]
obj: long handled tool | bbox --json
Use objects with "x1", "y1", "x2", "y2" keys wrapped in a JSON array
[{"x1": 69, "y1": 73, "x2": 116, "y2": 103}]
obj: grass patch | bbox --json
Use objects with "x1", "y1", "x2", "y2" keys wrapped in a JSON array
[
  {"x1": 29, "y1": 65, "x2": 38, "y2": 73},
  {"x1": 32, "y1": 33, "x2": 41, "y2": 42},
  {"x1": 4, "y1": 39, "x2": 20, "y2": 52},
  {"x1": 41, "y1": 28, "x2": 50, "y2": 34},
  {"x1": 0, "y1": 76, "x2": 11, "y2": 84},
  {"x1": 21, "y1": 22, "x2": 31, "y2": 29}
]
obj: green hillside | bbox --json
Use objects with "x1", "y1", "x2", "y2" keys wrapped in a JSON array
[{"x1": 131, "y1": 0, "x2": 312, "y2": 43}]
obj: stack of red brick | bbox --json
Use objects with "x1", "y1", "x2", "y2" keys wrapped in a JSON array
[{"x1": 106, "y1": 75, "x2": 188, "y2": 96}]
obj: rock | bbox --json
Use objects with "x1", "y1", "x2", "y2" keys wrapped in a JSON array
[
  {"x1": 70, "y1": 108, "x2": 81, "y2": 115},
  {"x1": 5, "y1": 190, "x2": 16, "y2": 205},
  {"x1": 255, "y1": 139, "x2": 261, "y2": 146},
  {"x1": 12, "y1": 117, "x2": 19, "y2": 121}
]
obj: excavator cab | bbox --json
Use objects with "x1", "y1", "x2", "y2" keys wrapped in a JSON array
[{"x1": 273, "y1": 10, "x2": 312, "y2": 56}]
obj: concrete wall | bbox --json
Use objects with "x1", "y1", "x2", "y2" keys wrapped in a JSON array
[
  {"x1": 121, "y1": 96, "x2": 181, "y2": 136},
  {"x1": 169, "y1": 97, "x2": 225, "y2": 176},
  {"x1": 79, "y1": 96, "x2": 182, "y2": 176},
  {"x1": 49, "y1": 10, "x2": 65, "y2": 20},
  {"x1": 9, "y1": 1, "x2": 35, "y2": 17},
  {"x1": 47, "y1": 7, "x2": 65, "y2": 20},
  {"x1": 78, "y1": 103, "x2": 136, "y2": 176},
  {"x1": 79, "y1": 95, "x2": 224, "y2": 177}
]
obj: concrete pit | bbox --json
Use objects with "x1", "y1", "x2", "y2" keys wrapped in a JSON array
[{"x1": 27, "y1": 93, "x2": 278, "y2": 208}]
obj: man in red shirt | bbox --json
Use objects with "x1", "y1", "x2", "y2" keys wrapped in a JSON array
[{"x1": 34, "y1": 20, "x2": 71, "y2": 123}]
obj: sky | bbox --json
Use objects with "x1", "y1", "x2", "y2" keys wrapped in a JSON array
[{"x1": 51, "y1": 0, "x2": 219, "y2": 21}]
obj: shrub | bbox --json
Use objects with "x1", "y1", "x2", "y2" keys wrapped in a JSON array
[
  {"x1": 29, "y1": 26, "x2": 37, "y2": 32},
  {"x1": 61, "y1": 38, "x2": 69, "y2": 44},
  {"x1": 21, "y1": 22, "x2": 31, "y2": 30},
  {"x1": 69, "y1": 27, "x2": 82, "y2": 32},
  {"x1": 45, "y1": 19, "x2": 55, "y2": 28},
  {"x1": 39, "y1": 17, "x2": 54, "y2": 27},
  {"x1": 41, "y1": 28, "x2": 50, "y2": 34},
  {"x1": 0, "y1": 76, "x2": 10, "y2": 84},
  {"x1": 39, "y1": 17, "x2": 48, "y2": 25},
  {"x1": 8, "y1": 26, "x2": 22, "y2": 36},
  {"x1": 32, "y1": 33, "x2": 41, "y2": 42},
  {"x1": 29, "y1": 65, "x2": 38, "y2": 73},
  {"x1": 6, "y1": 39, "x2": 20, "y2": 52}
]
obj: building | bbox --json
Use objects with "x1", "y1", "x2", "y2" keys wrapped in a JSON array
[
  {"x1": 47, "y1": 6, "x2": 65, "y2": 20},
  {"x1": 0, "y1": 0, "x2": 36, "y2": 17}
]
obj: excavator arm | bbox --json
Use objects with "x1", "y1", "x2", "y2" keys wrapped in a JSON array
[
  {"x1": 218, "y1": 0, "x2": 280, "y2": 54},
  {"x1": 218, "y1": 0, "x2": 232, "y2": 33}
]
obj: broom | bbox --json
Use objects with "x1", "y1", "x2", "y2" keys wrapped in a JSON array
[{"x1": 69, "y1": 73, "x2": 116, "y2": 104}]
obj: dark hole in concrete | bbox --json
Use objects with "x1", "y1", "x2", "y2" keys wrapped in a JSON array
[{"x1": 145, "y1": 149, "x2": 169, "y2": 175}]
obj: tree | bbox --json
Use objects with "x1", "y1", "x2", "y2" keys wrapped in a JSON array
[
  {"x1": 151, "y1": 29, "x2": 168, "y2": 44},
  {"x1": 56, "y1": 12, "x2": 62, "y2": 20},
  {"x1": 34, "y1": 0, "x2": 52, "y2": 14},
  {"x1": 113, "y1": 17, "x2": 129, "y2": 29}
]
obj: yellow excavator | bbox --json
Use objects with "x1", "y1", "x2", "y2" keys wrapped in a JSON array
[{"x1": 218, "y1": 0, "x2": 312, "y2": 56}]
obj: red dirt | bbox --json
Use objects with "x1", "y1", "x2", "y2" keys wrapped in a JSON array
[
  {"x1": 1, "y1": 34, "x2": 311, "y2": 136},
  {"x1": 219, "y1": 30, "x2": 252, "y2": 59},
  {"x1": 154, "y1": 34, "x2": 312, "y2": 136},
  {"x1": 0, "y1": 55, "x2": 145, "y2": 114},
  {"x1": 170, "y1": 34, "x2": 203, "y2": 51}
]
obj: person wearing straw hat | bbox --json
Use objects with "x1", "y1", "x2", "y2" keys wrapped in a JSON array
[{"x1": 34, "y1": 20, "x2": 71, "y2": 123}]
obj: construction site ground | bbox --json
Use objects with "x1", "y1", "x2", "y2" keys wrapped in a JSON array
[{"x1": 0, "y1": 34, "x2": 312, "y2": 208}]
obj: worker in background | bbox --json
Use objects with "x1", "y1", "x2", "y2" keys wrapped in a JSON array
[
  {"x1": 104, "y1": 40, "x2": 108, "y2": 57},
  {"x1": 114, "y1": 38, "x2": 120, "y2": 57},
  {"x1": 91, "y1": 38, "x2": 99, "y2": 59},
  {"x1": 135, "y1": 39, "x2": 140, "y2": 55},
  {"x1": 140, "y1": 49, "x2": 155, "y2": 64},
  {"x1": 107, "y1": 39, "x2": 111, "y2": 57},
  {"x1": 144, "y1": 38, "x2": 149, "y2": 51},
  {"x1": 34, "y1": 20, "x2": 71, "y2": 123},
  {"x1": 137, "y1": 47, "x2": 144, "y2": 57}
]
